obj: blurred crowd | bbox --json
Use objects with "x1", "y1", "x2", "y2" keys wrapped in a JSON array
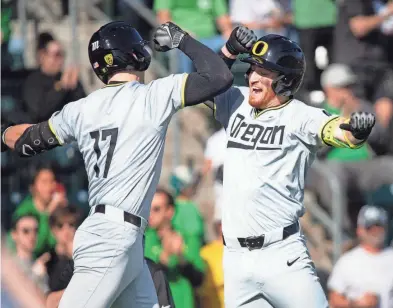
[{"x1": 2, "y1": 0, "x2": 393, "y2": 307}]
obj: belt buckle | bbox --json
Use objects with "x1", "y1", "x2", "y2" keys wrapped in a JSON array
[{"x1": 245, "y1": 235, "x2": 264, "y2": 251}]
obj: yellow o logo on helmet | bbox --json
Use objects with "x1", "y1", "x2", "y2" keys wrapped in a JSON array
[{"x1": 252, "y1": 41, "x2": 269, "y2": 57}]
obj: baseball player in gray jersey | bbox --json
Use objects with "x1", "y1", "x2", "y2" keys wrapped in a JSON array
[
  {"x1": 1, "y1": 21, "x2": 234, "y2": 307},
  {"x1": 205, "y1": 28, "x2": 376, "y2": 307}
]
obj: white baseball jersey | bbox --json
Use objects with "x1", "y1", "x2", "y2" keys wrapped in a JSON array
[
  {"x1": 328, "y1": 246, "x2": 393, "y2": 307},
  {"x1": 49, "y1": 74, "x2": 187, "y2": 220},
  {"x1": 215, "y1": 86, "x2": 335, "y2": 237}
]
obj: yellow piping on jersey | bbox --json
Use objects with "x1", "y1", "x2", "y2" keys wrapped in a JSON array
[
  {"x1": 48, "y1": 119, "x2": 63, "y2": 145},
  {"x1": 181, "y1": 74, "x2": 189, "y2": 108},
  {"x1": 253, "y1": 99, "x2": 293, "y2": 118},
  {"x1": 103, "y1": 81, "x2": 128, "y2": 88}
]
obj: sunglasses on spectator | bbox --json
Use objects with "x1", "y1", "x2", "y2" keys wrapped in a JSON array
[
  {"x1": 20, "y1": 227, "x2": 39, "y2": 235},
  {"x1": 56, "y1": 221, "x2": 77, "y2": 229}
]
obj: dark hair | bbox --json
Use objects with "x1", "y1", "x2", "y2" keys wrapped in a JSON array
[
  {"x1": 11, "y1": 212, "x2": 40, "y2": 230},
  {"x1": 37, "y1": 31, "x2": 55, "y2": 51},
  {"x1": 30, "y1": 164, "x2": 56, "y2": 185},
  {"x1": 155, "y1": 188, "x2": 175, "y2": 208},
  {"x1": 49, "y1": 205, "x2": 83, "y2": 228}
]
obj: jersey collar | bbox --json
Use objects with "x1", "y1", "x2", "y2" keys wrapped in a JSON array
[
  {"x1": 253, "y1": 98, "x2": 293, "y2": 119},
  {"x1": 103, "y1": 81, "x2": 129, "y2": 88}
]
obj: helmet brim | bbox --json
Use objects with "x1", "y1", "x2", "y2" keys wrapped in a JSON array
[{"x1": 240, "y1": 55, "x2": 303, "y2": 76}]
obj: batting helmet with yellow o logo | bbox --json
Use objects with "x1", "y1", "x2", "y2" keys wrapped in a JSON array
[{"x1": 241, "y1": 34, "x2": 306, "y2": 96}]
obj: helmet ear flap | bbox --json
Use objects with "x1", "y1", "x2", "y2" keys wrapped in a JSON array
[{"x1": 272, "y1": 74, "x2": 295, "y2": 96}]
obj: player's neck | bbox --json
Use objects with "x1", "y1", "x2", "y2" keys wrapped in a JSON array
[
  {"x1": 257, "y1": 95, "x2": 289, "y2": 111},
  {"x1": 108, "y1": 73, "x2": 140, "y2": 83}
]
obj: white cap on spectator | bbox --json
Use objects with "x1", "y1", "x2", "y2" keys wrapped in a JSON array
[
  {"x1": 357, "y1": 205, "x2": 389, "y2": 229},
  {"x1": 321, "y1": 64, "x2": 357, "y2": 88}
]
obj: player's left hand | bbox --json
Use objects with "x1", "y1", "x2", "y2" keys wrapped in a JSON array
[
  {"x1": 226, "y1": 26, "x2": 257, "y2": 55},
  {"x1": 153, "y1": 22, "x2": 188, "y2": 52},
  {"x1": 339, "y1": 111, "x2": 376, "y2": 140}
]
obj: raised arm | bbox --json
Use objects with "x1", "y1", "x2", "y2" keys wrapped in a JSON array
[
  {"x1": 321, "y1": 112, "x2": 376, "y2": 149},
  {"x1": 153, "y1": 22, "x2": 234, "y2": 106}
]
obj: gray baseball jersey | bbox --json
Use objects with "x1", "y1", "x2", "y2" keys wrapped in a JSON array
[
  {"x1": 215, "y1": 86, "x2": 336, "y2": 238},
  {"x1": 49, "y1": 74, "x2": 187, "y2": 220}
]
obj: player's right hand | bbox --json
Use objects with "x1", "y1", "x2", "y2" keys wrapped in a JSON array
[
  {"x1": 153, "y1": 22, "x2": 188, "y2": 52},
  {"x1": 226, "y1": 26, "x2": 257, "y2": 56}
]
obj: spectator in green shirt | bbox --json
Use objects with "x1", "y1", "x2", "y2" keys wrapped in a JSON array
[
  {"x1": 170, "y1": 165, "x2": 205, "y2": 241},
  {"x1": 293, "y1": 0, "x2": 336, "y2": 92},
  {"x1": 7, "y1": 166, "x2": 68, "y2": 257},
  {"x1": 144, "y1": 188, "x2": 205, "y2": 308},
  {"x1": 154, "y1": 0, "x2": 232, "y2": 73},
  {"x1": 305, "y1": 64, "x2": 393, "y2": 230}
]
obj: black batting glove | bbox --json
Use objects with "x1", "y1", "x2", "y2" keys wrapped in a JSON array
[
  {"x1": 153, "y1": 22, "x2": 188, "y2": 52},
  {"x1": 226, "y1": 26, "x2": 257, "y2": 55},
  {"x1": 339, "y1": 112, "x2": 376, "y2": 140}
]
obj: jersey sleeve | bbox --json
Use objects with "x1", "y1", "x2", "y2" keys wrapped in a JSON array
[
  {"x1": 48, "y1": 99, "x2": 82, "y2": 145},
  {"x1": 292, "y1": 106, "x2": 336, "y2": 152},
  {"x1": 146, "y1": 73, "x2": 188, "y2": 126},
  {"x1": 214, "y1": 86, "x2": 243, "y2": 129}
]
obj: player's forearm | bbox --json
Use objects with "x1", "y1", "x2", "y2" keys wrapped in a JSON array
[
  {"x1": 332, "y1": 117, "x2": 366, "y2": 147},
  {"x1": 2, "y1": 121, "x2": 61, "y2": 157},
  {"x1": 320, "y1": 116, "x2": 368, "y2": 149},
  {"x1": 2, "y1": 124, "x2": 32, "y2": 150},
  {"x1": 180, "y1": 35, "x2": 234, "y2": 106}
]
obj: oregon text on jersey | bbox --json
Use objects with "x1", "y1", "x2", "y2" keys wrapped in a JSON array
[{"x1": 227, "y1": 113, "x2": 285, "y2": 150}]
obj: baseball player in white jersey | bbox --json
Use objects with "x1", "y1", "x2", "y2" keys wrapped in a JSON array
[
  {"x1": 1, "y1": 21, "x2": 234, "y2": 307},
  {"x1": 205, "y1": 28, "x2": 377, "y2": 307}
]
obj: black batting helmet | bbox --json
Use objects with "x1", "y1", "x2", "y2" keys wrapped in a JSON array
[
  {"x1": 88, "y1": 21, "x2": 151, "y2": 84},
  {"x1": 241, "y1": 34, "x2": 305, "y2": 96}
]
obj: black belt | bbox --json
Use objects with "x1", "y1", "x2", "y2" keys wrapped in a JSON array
[
  {"x1": 94, "y1": 204, "x2": 141, "y2": 228},
  {"x1": 223, "y1": 222, "x2": 299, "y2": 250}
]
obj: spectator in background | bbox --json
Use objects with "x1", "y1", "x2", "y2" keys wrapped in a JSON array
[
  {"x1": 170, "y1": 165, "x2": 205, "y2": 242},
  {"x1": 320, "y1": 64, "x2": 390, "y2": 156},
  {"x1": 230, "y1": 0, "x2": 287, "y2": 38},
  {"x1": 22, "y1": 32, "x2": 85, "y2": 123},
  {"x1": 328, "y1": 205, "x2": 393, "y2": 308},
  {"x1": 144, "y1": 188, "x2": 205, "y2": 308},
  {"x1": 203, "y1": 127, "x2": 226, "y2": 220},
  {"x1": 2, "y1": 239, "x2": 47, "y2": 308},
  {"x1": 292, "y1": 0, "x2": 336, "y2": 92},
  {"x1": 334, "y1": 0, "x2": 393, "y2": 126},
  {"x1": 8, "y1": 166, "x2": 68, "y2": 257},
  {"x1": 198, "y1": 210, "x2": 224, "y2": 308},
  {"x1": 10, "y1": 213, "x2": 50, "y2": 294},
  {"x1": 154, "y1": 0, "x2": 232, "y2": 73},
  {"x1": 46, "y1": 205, "x2": 82, "y2": 292},
  {"x1": 306, "y1": 64, "x2": 393, "y2": 231},
  {"x1": 1, "y1": 0, "x2": 13, "y2": 70}
]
